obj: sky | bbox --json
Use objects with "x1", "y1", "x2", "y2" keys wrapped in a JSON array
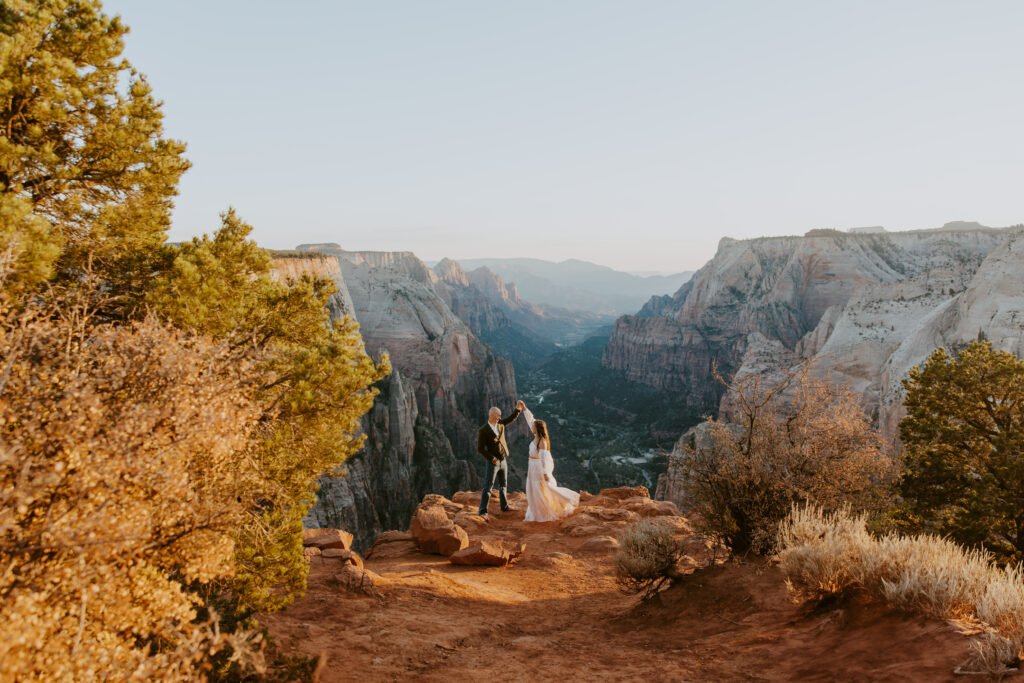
[{"x1": 103, "y1": 0, "x2": 1024, "y2": 273}]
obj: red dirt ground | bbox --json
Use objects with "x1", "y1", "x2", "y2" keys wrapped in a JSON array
[{"x1": 260, "y1": 490, "x2": 979, "y2": 682}]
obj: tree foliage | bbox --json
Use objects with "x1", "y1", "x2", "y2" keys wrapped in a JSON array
[
  {"x1": 148, "y1": 210, "x2": 390, "y2": 612},
  {"x1": 677, "y1": 368, "x2": 896, "y2": 554},
  {"x1": 897, "y1": 341, "x2": 1024, "y2": 562},
  {"x1": 0, "y1": 303, "x2": 265, "y2": 680},
  {"x1": 0, "y1": 0, "x2": 189, "y2": 298},
  {"x1": 0, "y1": 0, "x2": 388, "y2": 676}
]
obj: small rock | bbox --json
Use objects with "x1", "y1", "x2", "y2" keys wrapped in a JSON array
[
  {"x1": 302, "y1": 546, "x2": 322, "y2": 560},
  {"x1": 449, "y1": 541, "x2": 525, "y2": 566},
  {"x1": 580, "y1": 536, "x2": 620, "y2": 553},
  {"x1": 303, "y1": 528, "x2": 354, "y2": 550},
  {"x1": 332, "y1": 563, "x2": 377, "y2": 595},
  {"x1": 322, "y1": 548, "x2": 364, "y2": 569},
  {"x1": 598, "y1": 486, "x2": 650, "y2": 500},
  {"x1": 410, "y1": 504, "x2": 469, "y2": 556}
]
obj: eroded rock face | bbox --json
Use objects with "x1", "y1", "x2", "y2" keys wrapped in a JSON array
[
  {"x1": 651, "y1": 226, "x2": 1024, "y2": 503},
  {"x1": 278, "y1": 249, "x2": 517, "y2": 551},
  {"x1": 606, "y1": 225, "x2": 1014, "y2": 429}
]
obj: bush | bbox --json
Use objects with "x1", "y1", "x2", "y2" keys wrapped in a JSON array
[
  {"x1": 676, "y1": 368, "x2": 896, "y2": 554},
  {"x1": 778, "y1": 506, "x2": 1024, "y2": 675},
  {"x1": 615, "y1": 519, "x2": 688, "y2": 598},
  {"x1": 0, "y1": 304, "x2": 265, "y2": 680}
]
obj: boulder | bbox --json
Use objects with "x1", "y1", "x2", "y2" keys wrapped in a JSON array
[
  {"x1": 322, "y1": 548, "x2": 364, "y2": 569},
  {"x1": 449, "y1": 541, "x2": 525, "y2": 566},
  {"x1": 303, "y1": 528, "x2": 354, "y2": 550},
  {"x1": 410, "y1": 504, "x2": 469, "y2": 556},
  {"x1": 623, "y1": 499, "x2": 681, "y2": 517},
  {"x1": 579, "y1": 536, "x2": 620, "y2": 553},
  {"x1": 451, "y1": 491, "x2": 480, "y2": 506},
  {"x1": 332, "y1": 563, "x2": 378, "y2": 595},
  {"x1": 365, "y1": 530, "x2": 415, "y2": 560},
  {"x1": 598, "y1": 486, "x2": 650, "y2": 500}
]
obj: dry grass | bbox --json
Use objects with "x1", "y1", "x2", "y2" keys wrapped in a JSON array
[
  {"x1": 615, "y1": 519, "x2": 689, "y2": 599},
  {"x1": 778, "y1": 506, "x2": 1024, "y2": 675}
]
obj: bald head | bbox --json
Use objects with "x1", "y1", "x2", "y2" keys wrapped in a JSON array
[{"x1": 488, "y1": 407, "x2": 501, "y2": 424}]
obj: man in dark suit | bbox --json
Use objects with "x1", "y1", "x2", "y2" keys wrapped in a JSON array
[{"x1": 477, "y1": 400, "x2": 525, "y2": 518}]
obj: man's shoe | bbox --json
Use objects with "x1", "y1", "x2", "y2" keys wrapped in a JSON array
[{"x1": 479, "y1": 513, "x2": 488, "y2": 520}]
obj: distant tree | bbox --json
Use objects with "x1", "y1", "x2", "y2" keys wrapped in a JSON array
[
  {"x1": 0, "y1": 0, "x2": 189, "y2": 300},
  {"x1": 677, "y1": 367, "x2": 895, "y2": 554},
  {"x1": 148, "y1": 210, "x2": 390, "y2": 612},
  {"x1": 896, "y1": 342, "x2": 1024, "y2": 562}
]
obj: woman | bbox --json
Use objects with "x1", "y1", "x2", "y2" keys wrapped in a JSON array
[{"x1": 522, "y1": 407, "x2": 579, "y2": 522}]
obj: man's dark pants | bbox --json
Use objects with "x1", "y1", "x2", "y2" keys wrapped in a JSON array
[{"x1": 478, "y1": 458, "x2": 509, "y2": 515}]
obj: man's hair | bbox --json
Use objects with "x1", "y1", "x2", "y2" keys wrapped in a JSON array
[{"x1": 489, "y1": 406, "x2": 501, "y2": 416}]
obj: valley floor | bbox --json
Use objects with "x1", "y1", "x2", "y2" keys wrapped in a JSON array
[{"x1": 262, "y1": 492, "x2": 975, "y2": 682}]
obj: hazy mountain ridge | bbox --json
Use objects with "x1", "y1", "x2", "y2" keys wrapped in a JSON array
[{"x1": 448, "y1": 257, "x2": 693, "y2": 316}]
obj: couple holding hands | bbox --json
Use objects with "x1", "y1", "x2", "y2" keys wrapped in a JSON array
[{"x1": 476, "y1": 400, "x2": 578, "y2": 522}]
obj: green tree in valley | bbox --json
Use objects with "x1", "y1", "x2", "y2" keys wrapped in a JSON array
[{"x1": 897, "y1": 341, "x2": 1024, "y2": 562}]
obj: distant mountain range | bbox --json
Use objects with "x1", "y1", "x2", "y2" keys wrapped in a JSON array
[{"x1": 432, "y1": 257, "x2": 693, "y2": 316}]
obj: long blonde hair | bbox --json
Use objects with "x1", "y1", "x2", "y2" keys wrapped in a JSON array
[{"x1": 534, "y1": 419, "x2": 550, "y2": 451}]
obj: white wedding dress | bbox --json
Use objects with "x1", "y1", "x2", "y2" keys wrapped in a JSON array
[{"x1": 522, "y1": 409, "x2": 579, "y2": 522}]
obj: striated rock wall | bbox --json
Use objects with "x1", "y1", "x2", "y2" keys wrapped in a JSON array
[
  {"x1": 282, "y1": 246, "x2": 518, "y2": 548},
  {"x1": 651, "y1": 225, "x2": 1024, "y2": 502},
  {"x1": 608, "y1": 226, "x2": 1011, "y2": 424}
]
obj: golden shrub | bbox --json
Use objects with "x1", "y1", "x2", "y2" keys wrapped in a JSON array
[
  {"x1": 678, "y1": 368, "x2": 896, "y2": 554},
  {"x1": 615, "y1": 519, "x2": 688, "y2": 598},
  {"x1": 0, "y1": 305, "x2": 266, "y2": 681},
  {"x1": 778, "y1": 506, "x2": 1024, "y2": 675}
]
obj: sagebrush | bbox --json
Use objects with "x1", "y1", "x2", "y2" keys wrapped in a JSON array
[{"x1": 779, "y1": 506, "x2": 1024, "y2": 675}]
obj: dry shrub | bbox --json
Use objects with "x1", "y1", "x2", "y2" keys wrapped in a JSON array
[
  {"x1": 778, "y1": 506, "x2": 1024, "y2": 675},
  {"x1": 0, "y1": 305, "x2": 266, "y2": 680},
  {"x1": 678, "y1": 368, "x2": 896, "y2": 554},
  {"x1": 615, "y1": 519, "x2": 688, "y2": 598}
]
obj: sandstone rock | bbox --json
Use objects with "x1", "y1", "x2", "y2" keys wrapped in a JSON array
[
  {"x1": 580, "y1": 536, "x2": 620, "y2": 553},
  {"x1": 410, "y1": 504, "x2": 469, "y2": 556},
  {"x1": 332, "y1": 563, "x2": 378, "y2": 595},
  {"x1": 451, "y1": 491, "x2": 480, "y2": 506},
  {"x1": 292, "y1": 247, "x2": 518, "y2": 552},
  {"x1": 599, "y1": 486, "x2": 650, "y2": 500},
  {"x1": 585, "y1": 507, "x2": 640, "y2": 523},
  {"x1": 579, "y1": 495, "x2": 620, "y2": 509},
  {"x1": 302, "y1": 547, "x2": 322, "y2": 560},
  {"x1": 603, "y1": 225, "x2": 1011, "y2": 424},
  {"x1": 623, "y1": 499, "x2": 681, "y2": 517},
  {"x1": 322, "y1": 548, "x2": 364, "y2": 569},
  {"x1": 303, "y1": 528, "x2": 354, "y2": 550},
  {"x1": 449, "y1": 541, "x2": 525, "y2": 566},
  {"x1": 374, "y1": 530, "x2": 414, "y2": 544},
  {"x1": 452, "y1": 512, "x2": 488, "y2": 531}
]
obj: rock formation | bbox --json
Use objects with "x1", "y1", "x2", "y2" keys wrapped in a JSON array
[
  {"x1": 606, "y1": 224, "x2": 1016, "y2": 436},
  {"x1": 277, "y1": 247, "x2": 519, "y2": 550},
  {"x1": 640, "y1": 224, "x2": 1024, "y2": 504}
]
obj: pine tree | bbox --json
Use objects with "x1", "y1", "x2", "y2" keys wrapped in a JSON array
[
  {"x1": 897, "y1": 342, "x2": 1024, "y2": 562},
  {"x1": 0, "y1": 0, "x2": 189, "y2": 299}
]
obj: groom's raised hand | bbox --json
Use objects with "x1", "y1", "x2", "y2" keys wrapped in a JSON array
[{"x1": 516, "y1": 400, "x2": 526, "y2": 411}]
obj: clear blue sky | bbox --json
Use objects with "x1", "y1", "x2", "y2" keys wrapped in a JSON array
[{"x1": 103, "y1": 0, "x2": 1024, "y2": 273}]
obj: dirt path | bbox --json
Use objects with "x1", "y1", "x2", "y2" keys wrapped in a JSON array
[{"x1": 260, "y1": 491, "x2": 974, "y2": 682}]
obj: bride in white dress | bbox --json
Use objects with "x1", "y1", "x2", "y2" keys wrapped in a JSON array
[{"x1": 522, "y1": 408, "x2": 579, "y2": 522}]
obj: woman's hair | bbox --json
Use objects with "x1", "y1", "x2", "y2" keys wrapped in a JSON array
[{"x1": 534, "y1": 419, "x2": 550, "y2": 450}]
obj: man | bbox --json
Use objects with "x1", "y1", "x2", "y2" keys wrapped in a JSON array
[{"x1": 477, "y1": 399, "x2": 525, "y2": 518}]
